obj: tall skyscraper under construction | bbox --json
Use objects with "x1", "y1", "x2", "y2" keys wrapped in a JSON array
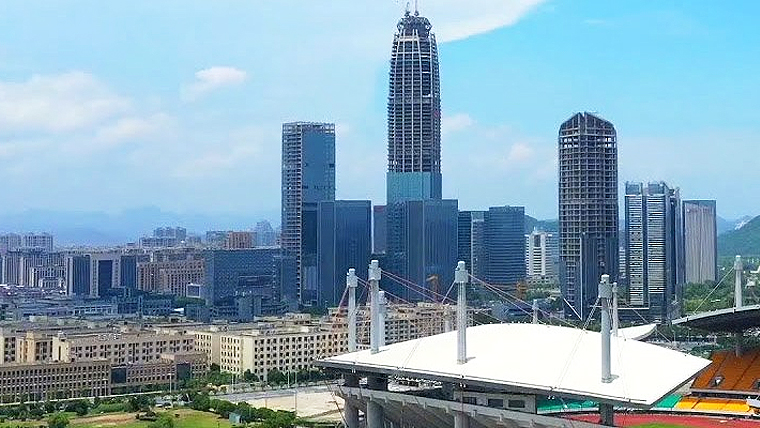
[
  {"x1": 558, "y1": 112, "x2": 619, "y2": 320},
  {"x1": 386, "y1": 8, "x2": 441, "y2": 203},
  {"x1": 384, "y1": 8, "x2": 457, "y2": 300}
]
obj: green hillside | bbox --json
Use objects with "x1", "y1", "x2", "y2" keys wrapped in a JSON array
[{"x1": 718, "y1": 215, "x2": 760, "y2": 257}]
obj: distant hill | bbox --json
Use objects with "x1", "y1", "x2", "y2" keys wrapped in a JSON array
[
  {"x1": 524, "y1": 215, "x2": 558, "y2": 234},
  {"x1": 718, "y1": 215, "x2": 760, "y2": 257},
  {"x1": 717, "y1": 215, "x2": 755, "y2": 235}
]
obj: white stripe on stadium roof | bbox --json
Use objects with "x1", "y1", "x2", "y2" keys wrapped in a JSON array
[{"x1": 318, "y1": 323, "x2": 709, "y2": 407}]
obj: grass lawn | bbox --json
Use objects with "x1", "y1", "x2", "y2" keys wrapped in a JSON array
[{"x1": 70, "y1": 409, "x2": 232, "y2": 428}]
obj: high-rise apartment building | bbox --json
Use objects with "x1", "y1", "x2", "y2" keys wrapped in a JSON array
[
  {"x1": 317, "y1": 201, "x2": 372, "y2": 307},
  {"x1": 23, "y1": 233, "x2": 53, "y2": 252},
  {"x1": 386, "y1": 9, "x2": 441, "y2": 203},
  {"x1": 281, "y1": 122, "x2": 336, "y2": 306},
  {"x1": 224, "y1": 231, "x2": 255, "y2": 249},
  {"x1": 525, "y1": 229, "x2": 558, "y2": 285},
  {"x1": 683, "y1": 200, "x2": 718, "y2": 284},
  {"x1": 558, "y1": 112, "x2": 619, "y2": 320},
  {"x1": 624, "y1": 182, "x2": 685, "y2": 321},
  {"x1": 483, "y1": 206, "x2": 526, "y2": 287}
]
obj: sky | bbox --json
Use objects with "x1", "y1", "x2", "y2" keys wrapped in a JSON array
[{"x1": 0, "y1": 0, "x2": 758, "y2": 225}]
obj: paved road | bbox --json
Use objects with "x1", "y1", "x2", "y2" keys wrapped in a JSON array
[{"x1": 216, "y1": 384, "x2": 334, "y2": 402}]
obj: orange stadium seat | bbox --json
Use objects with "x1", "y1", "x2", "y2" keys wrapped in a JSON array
[
  {"x1": 716, "y1": 349, "x2": 760, "y2": 390},
  {"x1": 692, "y1": 350, "x2": 728, "y2": 389}
]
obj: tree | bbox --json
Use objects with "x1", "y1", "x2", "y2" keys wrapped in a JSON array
[
  {"x1": 266, "y1": 369, "x2": 287, "y2": 385},
  {"x1": 48, "y1": 413, "x2": 70, "y2": 428},
  {"x1": 243, "y1": 369, "x2": 258, "y2": 382},
  {"x1": 149, "y1": 413, "x2": 174, "y2": 428},
  {"x1": 128, "y1": 395, "x2": 154, "y2": 412}
]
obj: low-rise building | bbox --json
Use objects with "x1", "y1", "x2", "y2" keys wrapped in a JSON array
[{"x1": 0, "y1": 359, "x2": 111, "y2": 402}]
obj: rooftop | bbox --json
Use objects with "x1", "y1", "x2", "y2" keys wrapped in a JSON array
[
  {"x1": 318, "y1": 323, "x2": 708, "y2": 407},
  {"x1": 672, "y1": 304, "x2": 760, "y2": 333}
]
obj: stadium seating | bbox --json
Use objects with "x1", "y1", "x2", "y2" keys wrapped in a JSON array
[
  {"x1": 674, "y1": 397, "x2": 698, "y2": 410},
  {"x1": 692, "y1": 350, "x2": 728, "y2": 389}
]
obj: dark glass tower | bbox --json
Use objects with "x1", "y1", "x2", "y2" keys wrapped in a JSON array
[
  {"x1": 386, "y1": 9, "x2": 441, "y2": 203},
  {"x1": 558, "y1": 112, "x2": 619, "y2": 320},
  {"x1": 281, "y1": 122, "x2": 336, "y2": 306}
]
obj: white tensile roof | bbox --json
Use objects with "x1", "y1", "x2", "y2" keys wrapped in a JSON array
[{"x1": 319, "y1": 323, "x2": 709, "y2": 407}]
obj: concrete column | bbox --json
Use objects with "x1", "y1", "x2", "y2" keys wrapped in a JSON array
[
  {"x1": 369, "y1": 260, "x2": 381, "y2": 354},
  {"x1": 347, "y1": 268, "x2": 358, "y2": 352},
  {"x1": 455, "y1": 261, "x2": 468, "y2": 365},
  {"x1": 367, "y1": 376, "x2": 387, "y2": 428},
  {"x1": 612, "y1": 282, "x2": 619, "y2": 336},
  {"x1": 379, "y1": 291, "x2": 387, "y2": 347},
  {"x1": 735, "y1": 255, "x2": 744, "y2": 309},
  {"x1": 599, "y1": 403, "x2": 615, "y2": 426},
  {"x1": 343, "y1": 374, "x2": 359, "y2": 428},
  {"x1": 454, "y1": 411, "x2": 469, "y2": 428},
  {"x1": 599, "y1": 274, "x2": 612, "y2": 383}
]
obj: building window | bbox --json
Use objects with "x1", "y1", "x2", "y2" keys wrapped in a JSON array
[{"x1": 487, "y1": 398, "x2": 504, "y2": 408}]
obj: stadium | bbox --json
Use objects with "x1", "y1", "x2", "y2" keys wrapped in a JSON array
[{"x1": 316, "y1": 258, "x2": 760, "y2": 427}]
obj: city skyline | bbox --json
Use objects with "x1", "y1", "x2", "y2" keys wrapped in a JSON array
[{"x1": 0, "y1": 1, "x2": 758, "y2": 225}]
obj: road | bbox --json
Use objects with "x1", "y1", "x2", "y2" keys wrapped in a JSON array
[{"x1": 215, "y1": 384, "x2": 334, "y2": 402}]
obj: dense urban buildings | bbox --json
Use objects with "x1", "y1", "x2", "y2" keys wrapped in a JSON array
[
  {"x1": 281, "y1": 122, "x2": 336, "y2": 306},
  {"x1": 683, "y1": 200, "x2": 718, "y2": 284},
  {"x1": 525, "y1": 229, "x2": 558, "y2": 286},
  {"x1": 558, "y1": 112, "x2": 619, "y2": 320},
  {"x1": 317, "y1": 200, "x2": 372, "y2": 307},
  {"x1": 624, "y1": 182, "x2": 685, "y2": 321}
]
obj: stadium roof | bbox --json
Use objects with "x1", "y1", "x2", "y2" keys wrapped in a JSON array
[
  {"x1": 672, "y1": 304, "x2": 760, "y2": 332},
  {"x1": 318, "y1": 323, "x2": 709, "y2": 407},
  {"x1": 617, "y1": 323, "x2": 657, "y2": 340}
]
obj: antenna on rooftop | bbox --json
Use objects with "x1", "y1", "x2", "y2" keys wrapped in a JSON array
[{"x1": 414, "y1": 0, "x2": 419, "y2": 15}]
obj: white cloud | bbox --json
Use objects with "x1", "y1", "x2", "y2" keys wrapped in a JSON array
[
  {"x1": 0, "y1": 72, "x2": 130, "y2": 134},
  {"x1": 442, "y1": 113, "x2": 474, "y2": 136},
  {"x1": 95, "y1": 113, "x2": 172, "y2": 145},
  {"x1": 182, "y1": 66, "x2": 248, "y2": 101},
  {"x1": 428, "y1": 0, "x2": 547, "y2": 42},
  {"x1": 506, "y1": 142, "x2": 534, "y2": 163}
]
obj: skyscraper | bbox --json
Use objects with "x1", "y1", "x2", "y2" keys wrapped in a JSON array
[
  {"x1": 683, "y1": 200, "x2": 718, "y2": 284},
  {"x1": 281, "y1": 122, "x2": 336, "y2": 306},
  {"x1": 383, "y1": 9, "x2": 457, "y2": 301},
  {"x1": 317, "y1": 200, "x2": 372, "y2": 307},
  {"x1": 483, "y1": 206, "x2": 526, "y2": 287},
  {"x1": 386, "y1": 8, "x2": 441, "y2": 203},
  {"x1": 458, "y1": 211, "x2": 486, "y2": 278},
  {"x1": 558, "y1": 112, "x2": 619, "y2": 320},
  {"x1": 373, "y1": 205, "x2": 387, "y2": 254},
  {"x1": 624, "y1": 182, "x2": 685, "y2": 321}
]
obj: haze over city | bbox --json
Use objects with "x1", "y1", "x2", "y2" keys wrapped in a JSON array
[{"x1": 1, "y1": 0, "x2": 758, "y2": 238}]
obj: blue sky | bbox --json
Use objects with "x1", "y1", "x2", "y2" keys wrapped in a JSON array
[{"x1": 0, "y1": 0, "x2": 758, "y2": 224}]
